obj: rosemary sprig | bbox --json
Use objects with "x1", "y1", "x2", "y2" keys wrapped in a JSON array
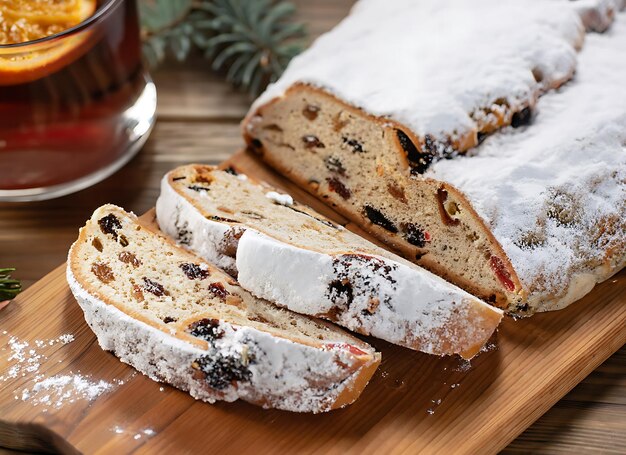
[{"x1": 0, "y1": 268, "x2": 22, "y2": 301}]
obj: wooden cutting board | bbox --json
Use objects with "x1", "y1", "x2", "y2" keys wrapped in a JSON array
[{"x1": 1, "y1": 150, "x2": 625, "y2": 455}]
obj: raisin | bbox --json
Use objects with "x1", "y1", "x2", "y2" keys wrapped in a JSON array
[
  {"x1": 188, "y1": 318, "x2": 224, "y2": 341},
  {"x1": 208, "y1": 282, "x2": 230, "y2": 300},
  {"x1": 436, "y1": 188, "x2": 460, "y2": 226},
  {"x1": 328, "y1": 279, "x2": 354, "y2": 306},
  {"x1": 387, "y1": 183, "x2": 407, "y2": 203},
  {"x1": 342, "y1": 136, "x2": 365, "y2": 153},
  {"x1": 98, "y1": 214, "x2": 121, "y2": 239},
  {"x1": 142, "y1": 277, "x2": 168, "y2": 297},
  {"x1": 91, "y1": 263, "x2": 114, "y2": 283},
  {"x1": 324, "y1": 156, "x2": 346, "y2": 175},
  {"x1": 396, "y1": 129, "x2": 420, "y2": 161},
  {"x1": 363, "y1": 205, "x2": 398, "y2": 233},
  {"x1": 489, "y1": 255, "x2": 516, "y2": 292},
  {"x1": 220, "y1": 228, "x2": 244, "y2": 258},
  {"x1": 302, "y1": 135, "x2": 325, "y2": 149},
  {"x1": 303, "y1": 104, "x2": 320, "y2": 120},
  {"x1": 118, "y1": 251, "x2": 141, "y2": 268},
  {"x1": 326, "y1": 177, "x2": 351, "y2": 199},
  {"x1": 250, "y1": 138, "x2": 263, "y2": 149},
  {"x1": 192, "y1": 352, "x2": 252, "y2": 390},
  {"x1": 188, "y1": 185, "x2": 209, "y2": 192},
  {"x1": 511, "y1": 107, "x2": 532, "y2": 128},
  {"x1": 402, "y1": 223, "x2": 428, "y2": 248},
  {"x1": 131, "y1": 284, "x2": 145, "y2": 302},
  {"x1": 163, "y1": 316, "x2": 177, "y2": 324},
  {"x1": 180, "y1": 263, "x2": 209, "y2": 280},
  {"x1": 396, "y1": 129, "x2": 436, "y2": 175},
  {"x1": 224, "y1": 166, "x2": 238, "y2": 176},
  {"x1": 119, "y1": 235, "x2": 129, "y2": 247},
  {"x1": 477, "y1": 132, "x2": 488, "y2": 144},
  {"x1": 91, "y1": 237, "x2": 103, "y2": 252},
  {"x1": 516, "y1": 303, "x2": 530, "y2": 313}
]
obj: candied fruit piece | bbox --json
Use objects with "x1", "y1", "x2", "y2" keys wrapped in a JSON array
[
  {"x1": 326, "y1": 177, "x2": 351, "y2": 200},
  {"x1": 489, "y1": 255, "x2": 515, "y2": 292},
  {"x1": 324, "y1": 342, "x2": 367, "y2": 356},
  {"x1": 436, "y1": 188, "x2": 461, "y2": 227}
]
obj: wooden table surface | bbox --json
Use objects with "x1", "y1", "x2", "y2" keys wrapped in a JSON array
[{"x1": 0, "y1": 1, "x2": 624, "y2": 453}]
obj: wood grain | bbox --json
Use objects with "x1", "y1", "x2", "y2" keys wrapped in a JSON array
[
  {"x1": 0, "y1": 151, "x2": 625, "y2": 454},
  {"x1": 0, "y1": 0, "x2": 624, "y2": 452}
]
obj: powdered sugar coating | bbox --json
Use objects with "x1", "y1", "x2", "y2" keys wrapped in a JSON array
[
  {"x1": 157, "y1": 170, "x2": 503, "y2": 356},
  {"x1": 156, "y1": 178, "x2": 238, "y2": 274},
  {"x1": 265, "y1": 191, "x2": 294, "y2": 206},
  {"x1": 252, "y1": 0, "x2": 583, "y2": 145},
  {"x1": 67, "y1": 233, "x2": 373, "y2": 413},
  {"x1": 429, "y1": 15, "x2": 626, "y2": 309},
  {"x1": 236, "y1": 231, "x2": 500, "y2": 356},
  {"x1": 568, "y1": 0, "x2": 625, "y2": 31}
]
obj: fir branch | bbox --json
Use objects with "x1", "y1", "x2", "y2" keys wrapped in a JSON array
[
  {"x1": 140, "y1": 0, "x2": 306, "y2": 95},
  {"x1": 0, "y1": 268, "x2": 21, "y2": 301}
]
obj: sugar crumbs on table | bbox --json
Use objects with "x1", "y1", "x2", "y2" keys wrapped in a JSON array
[{"x1": 1, "y1": 331, "x2": 120, "y2": 409}]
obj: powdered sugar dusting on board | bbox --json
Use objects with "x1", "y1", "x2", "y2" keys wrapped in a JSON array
[
  {"x1": 21, "y1": 373, "x2": 112, "y2": 409},
  {"x1": 253, "y1": 0, "x2": 583, "y2": 145},
  {"x1": 1, "y1": 331, "x2": 114, "y2": 410},
  {"x1": 429, "y1": 14, "x2": 626, "y2": 308}
]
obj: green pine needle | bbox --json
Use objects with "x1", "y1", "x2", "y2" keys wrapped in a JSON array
[
  {"x1": 0, "y1": 268, "x2": 21, "y2": 301},
  {"x1": 140, "y1": 0, "x2": 306, "y2": 95}
]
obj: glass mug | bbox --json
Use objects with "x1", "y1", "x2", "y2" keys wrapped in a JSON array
[{"x1": 0, "y1": 0, "x2": 156, "y2": 201}]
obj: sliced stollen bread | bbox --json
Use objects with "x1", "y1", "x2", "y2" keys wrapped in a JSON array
[
  {"x1": 156, "y1": 165, "x2": 503, "y2": 359},
  {"x1": 243, "y1": 9, "x2": 626, "y2": 314},
  {"x1": 67, "y1": 204, "x2": 380, "y2": 413}
]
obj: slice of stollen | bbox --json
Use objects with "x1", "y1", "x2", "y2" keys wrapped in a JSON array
[
  {"x1": 67, "y1": 204, "x2": 380, "y2": 413},
  {"x1": 156, "y1": 165, "x2": 503, "y2": 359}
]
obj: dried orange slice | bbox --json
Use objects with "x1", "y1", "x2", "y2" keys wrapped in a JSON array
[{"x1": 0, "y1": 0, "x2": 97, "y2": 85}]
